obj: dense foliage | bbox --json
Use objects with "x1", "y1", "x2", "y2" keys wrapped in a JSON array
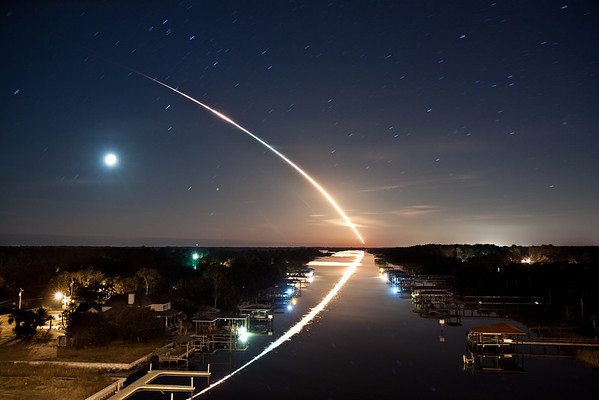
[
  {"x1": 8, "y1": 308, "x2": 52, "y2": 338},
  {"x1": 67, "y1": 312, "x2": 112, "y2": 347},
  {"x1": 116, "y1": 307, "x2": 164, "y2": 343},
  {"x1": 0, "y1": 246, "x2": 321, "y2": 314}
]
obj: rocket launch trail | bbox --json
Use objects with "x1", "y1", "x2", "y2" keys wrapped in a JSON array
[{"x1": 132, "y1": 70, "x2": 365, "y2": 244}]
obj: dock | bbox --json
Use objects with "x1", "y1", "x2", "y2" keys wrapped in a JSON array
[
  {"x1": 107, "y1": 368, "x2": 211, "y2": 400},
  {"x1": 464, "y1": 322, "x2": 599, "y2": 373}
]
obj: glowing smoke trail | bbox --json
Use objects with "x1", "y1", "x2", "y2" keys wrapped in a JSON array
[
  {"x1": 191, "y1": 250, "x2": 364, "y2": 398},
  {"x1": 131, "y1": 70, "x2": 365, "y2": 244}
]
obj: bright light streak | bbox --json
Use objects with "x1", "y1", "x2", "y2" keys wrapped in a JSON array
[
  {"x1": 191, "y1": 250, "x2": 364, "y2": 398},
  {"x1": 308, "y1": 261, "x2": 360, "y2": 267},
  {"x1": 131, "y1": 70, "x2": 364, "y2": 244}
]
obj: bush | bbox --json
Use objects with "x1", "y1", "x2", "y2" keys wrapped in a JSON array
[
  {"x1": 67, "y1": 312, "x2": 112, "y2": 347},
  {"x1": 116, "y1": 307, "x2": 164, "y2": 343},
  {"x1": 8, "y1": 308, "x2": 49, "y2": 339}
]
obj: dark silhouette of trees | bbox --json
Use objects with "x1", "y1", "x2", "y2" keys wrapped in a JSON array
[
  {"x1": 8, "y1": 307, "x2": 50, "y2": 338},
  {"x1": 204, "y1": 263, "x2": 232, "y2": 309},
  {"x1": 116, "y1": 307, "x2": 164, "y2": 343},
  {"x1": 67, "y1": 312, "x2": 112, "y2": 348},
  {"x1": 135, "y1": 268, "x2": 160, "y2": 296},
  {"x1": 374, "y1": 244, "x2": 599, "y2": 334}
]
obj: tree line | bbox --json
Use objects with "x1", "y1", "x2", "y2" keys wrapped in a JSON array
[{"x1": 1, "y1": 246, "x2": 321, "y2": 344}]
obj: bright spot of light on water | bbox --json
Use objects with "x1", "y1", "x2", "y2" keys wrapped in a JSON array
[{"x1": 192, "y1": 250, "x2": 364, "y2": 398}]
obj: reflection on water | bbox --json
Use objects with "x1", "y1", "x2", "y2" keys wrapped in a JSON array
[
  {"x1": 192, "y1": 251, "x2": 363, "y2": 397},
  {"x1": 134, "y1": 252, "x2": 598, "y2": 399}
]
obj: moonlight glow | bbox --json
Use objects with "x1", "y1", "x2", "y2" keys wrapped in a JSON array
[{"x1": 104, "y1": 153, "x2": 117, "y2": 167}]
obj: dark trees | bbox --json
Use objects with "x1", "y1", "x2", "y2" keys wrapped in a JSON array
[
  {"x1": 116, "y1": 307, "x2": 164, "y2": 343},
  {"x1": 8, "y1": 307, "x2": 50, "y2": 338},
  {"x1": 67, "y1": 312, "x2": 112, "y2": 347}
]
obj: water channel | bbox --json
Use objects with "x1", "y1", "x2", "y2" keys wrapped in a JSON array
[{"x1": 142, "y1": 251, "x2": 597, "y2": 399}]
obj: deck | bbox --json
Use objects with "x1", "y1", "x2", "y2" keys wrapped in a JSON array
[{"x1": 107, "y1": 368, "x2": 211, "y2": 400}]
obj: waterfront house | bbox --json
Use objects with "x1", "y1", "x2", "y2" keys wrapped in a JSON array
[{"x1": 102, "y1": 291, "x2": 182, "y2": 328}]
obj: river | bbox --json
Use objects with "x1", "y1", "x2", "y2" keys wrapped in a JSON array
[{"x1": 146, "y1": 251, "x2": 598, "y2": 399}]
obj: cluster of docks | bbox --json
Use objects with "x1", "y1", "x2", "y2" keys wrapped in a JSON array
[
  {"x1": 377, "y1": 259, "x2": 543, "y2": 324},
  {"x1": 158, "y1": 267, "x2": 314, "y2": 365},
  {"x1": 133, "y1": 266, "x2": 316, "y2": 398},
  {"x1": 463, "y1": 322, "x2": 599, "y2": 373},
  {"x1": 375, "y1": 258, "x2": 599, "y2": 374}
]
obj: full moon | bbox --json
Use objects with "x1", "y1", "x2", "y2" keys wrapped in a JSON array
[{"x1": 104, "y1": 153, "x2": 118, "y2": 167}]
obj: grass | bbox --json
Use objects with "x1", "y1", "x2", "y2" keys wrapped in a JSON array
[
  {"x1": 0, "y1": 313, "x2": 164, "y2": 399},
  {"x1": 577, "y1": 348, "x2": 599, "y2": 368},
  {"x1": 1, "y1": 314, "x2": 162, "y2": 363},
  {"x1": 0, "y1": 362, "x2": 115, "y2": 400},
  {"x1": 56, "y1": 339, "x2": 163, "y2": 363}
]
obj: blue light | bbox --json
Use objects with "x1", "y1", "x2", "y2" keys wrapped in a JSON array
[
  {"x1": 287, "y1": 304, "x2": 293, "y2": 311},
  {"x1": 286, "y1": 287, "x2": 293, "y2": 296}
]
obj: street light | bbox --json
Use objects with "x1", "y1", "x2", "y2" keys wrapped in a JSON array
[{"x1": 54, "y1": 292, "x2": 70, "y2": 309}]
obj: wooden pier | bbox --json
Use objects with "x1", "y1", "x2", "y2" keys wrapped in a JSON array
[
  {"x1": 192, "y1": 312, "x2": 249, "y2": 353},
  {"x1": 107, "y1": 368, "x2": 211, "y2": 400},
  {"x1": 238, "y1": 303, "x2": 274, "y2": 334},
  {"x1": 464, "y1": 322, "x2": 599, "y2": 373}
]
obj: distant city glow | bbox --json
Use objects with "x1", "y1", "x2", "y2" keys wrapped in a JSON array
[{"x1": 192, "y1": 250, "x2": 364, "y2": 398}]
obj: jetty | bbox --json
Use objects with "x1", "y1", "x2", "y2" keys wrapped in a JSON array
[
  {"x1": 464, "y1": 322, "x2": 599, "y2": 373},
  {"x1": 106, "y1": 367, "x2": 211, "y2": 400}
]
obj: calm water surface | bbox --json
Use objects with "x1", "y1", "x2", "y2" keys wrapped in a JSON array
[{"x1": 147, "y1": 252, "x2": 597, "y2": 399}]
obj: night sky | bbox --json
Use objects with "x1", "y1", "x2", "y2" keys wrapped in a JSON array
[{"x1": 1, "y1": 1, "x2": 598, "y2": 247}]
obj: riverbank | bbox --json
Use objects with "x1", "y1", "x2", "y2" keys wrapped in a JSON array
[
  {"x1": 0, "y1": 314, "x2": 162, "y2": 399},
  {"x1": 0, "y1": 362, "x2": 114, "y2": 400}
]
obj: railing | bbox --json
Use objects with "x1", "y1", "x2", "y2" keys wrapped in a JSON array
[
  {"x1": 84, "y1": 378, "x2": 126, "y2": 400},
  {"x1": 516, "y1": 337, "x2": 599, "y2": 347}
]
